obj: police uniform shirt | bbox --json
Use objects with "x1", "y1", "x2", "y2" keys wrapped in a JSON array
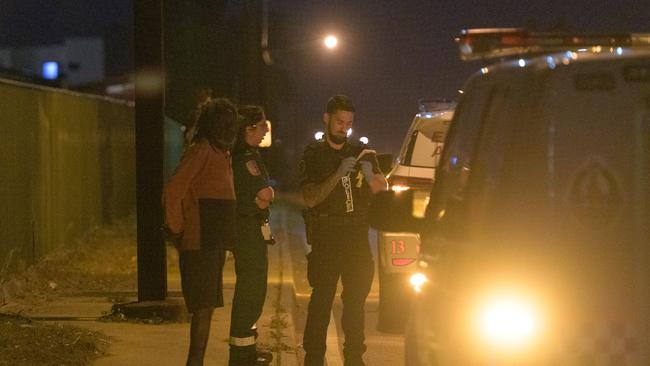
[
  {"x1": 233, "y1": 145, "x2": 270, "y2": 218},
  {"x1": 299, "y1": 140, "x2": 380, "y2": 216}
]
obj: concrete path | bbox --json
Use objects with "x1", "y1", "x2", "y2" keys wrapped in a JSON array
[{"x1": 1, "y1": 226, "x2": 299, "y2": 366}]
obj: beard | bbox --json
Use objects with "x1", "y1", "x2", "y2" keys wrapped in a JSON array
[{"x1": 327, "y1": 124, "x2": 347, "y2": 145}]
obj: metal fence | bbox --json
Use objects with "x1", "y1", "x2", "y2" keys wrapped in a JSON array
[{"x1": 0, "y1": 79, "x2": 135, "y2": 274}]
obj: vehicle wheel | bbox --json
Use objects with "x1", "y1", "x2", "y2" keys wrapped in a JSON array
[{"x1": 377, "y1": 249, "x2": 412, "y2": 333}]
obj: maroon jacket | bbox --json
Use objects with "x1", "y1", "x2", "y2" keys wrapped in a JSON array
[{"x1": 163, "y1": 139, "x2": 235, "y2": 251}]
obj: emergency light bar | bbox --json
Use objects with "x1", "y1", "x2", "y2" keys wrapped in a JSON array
[
  {"x1": 418, "y1": 98, "x2": 455, "y2": 112},
  {"x1": 456, "y1": 28, "x2": 650, "y2": 61}
]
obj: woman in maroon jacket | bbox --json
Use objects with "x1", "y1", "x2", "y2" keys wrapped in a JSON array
[{"x1": 163, "y1": 98, "x2": 238, "y2": 366}]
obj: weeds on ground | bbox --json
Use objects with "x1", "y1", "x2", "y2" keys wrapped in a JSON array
[
  {"x1": 2, "y1": 215, "x2": 180, "y2": 306},
  {"x1": 0, "y1": 313, "x2": 109, "y2": 366},
  {"x1": 99, "y1": 308, "x2": 167, "y2": 325}
]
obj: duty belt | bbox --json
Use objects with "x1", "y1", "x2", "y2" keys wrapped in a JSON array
[{"x1": 311, "y1": 213, "x2": 367, "y2": 225}]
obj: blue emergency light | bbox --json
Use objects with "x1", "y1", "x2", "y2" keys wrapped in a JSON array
[{"x1": 42, "y1": 61, "x2": 59, "y2": 80}]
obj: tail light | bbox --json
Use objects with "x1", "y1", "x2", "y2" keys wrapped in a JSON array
[{"x1": 388, "y1": 175, "x2": 433, "y2": 191}]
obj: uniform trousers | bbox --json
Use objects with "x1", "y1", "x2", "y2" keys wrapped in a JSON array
[
  {"x1": 229, "y1": 216, "x2": 268, "y2": 363},
  {"x1": 303, "y1": 218, "x2": 374, "y2": 366}
]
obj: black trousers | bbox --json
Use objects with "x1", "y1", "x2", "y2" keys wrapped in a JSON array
[
  {"x1": 303, "y1": 219, "x2": 374, "y2": 365},
  {"x1": 230, "y1": 217, "x2": 268, "y2": 350}
]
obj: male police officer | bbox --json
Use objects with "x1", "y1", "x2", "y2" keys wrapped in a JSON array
[{"x1": 299, "y1": 95, "x2": 387, "y2": 366}]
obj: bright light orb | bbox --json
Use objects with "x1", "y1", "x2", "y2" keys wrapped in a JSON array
[
  {"x1": 477, "y1": 296, "x2": 539, "y2": 348},
  {"x1": 42, "y1": 61, "x2": 59, "y2": 80},
  {"x1": 314, "y1": 131, "x2": 325, "y2": 140},
  {"x1": 359, "y1": 136, "x2": 369, "y2": 144},
  {"x1": 409, "y1": 272, "x2": 427, "y2": 293},
  {"x1": 324, "y1": 35, "x2": 338, "y2": 49},
  {"x1": 346, "y1": 128, "x2": 352, "y2": 137}
]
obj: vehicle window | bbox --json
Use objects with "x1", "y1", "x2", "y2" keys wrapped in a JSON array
[
  {"x1": 425, "y1": 81, "x2": 495, "y2": 222},
  {"x1": 403, "y1": 128, "x2": 446, "y2": 168},
  {"x1": 465, "y1": 85, "x2": 521, "y2": 228}
]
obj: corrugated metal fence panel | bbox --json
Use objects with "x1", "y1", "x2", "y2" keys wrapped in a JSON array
[
  {"x1": 0, "y1": 80, "x2": 135, "y2": 271},
  {"x1": 0, "y1": 82, "x2": 40, "y2": 269}
]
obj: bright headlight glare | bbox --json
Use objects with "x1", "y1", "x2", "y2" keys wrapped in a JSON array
[
  {"x1": 477, "y1": 295, "x2": 539, "y2": 348},
  {"x1": 409, "y1": 272, "x2": 427, "y2": 293},
  {"x1": 391, "y1": 184, "x2": 410, "y2": 192}
]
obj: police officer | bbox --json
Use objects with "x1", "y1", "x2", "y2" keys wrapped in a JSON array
[
  {"x1": 300, "y1": 95, "x2": 387, "y2": 366},
  {"x1": 229, "y1": 105, "x2": 274, "y2": 366}
]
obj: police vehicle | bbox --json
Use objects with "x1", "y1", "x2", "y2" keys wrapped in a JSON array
[
  {"x1": 370, "y1": 29, "x2": 650, "y2": 365},
  {"x1": 376, "y1": 99, "x2": 454, "y2": 333}
]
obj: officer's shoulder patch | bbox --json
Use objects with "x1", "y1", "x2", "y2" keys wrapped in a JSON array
[{"x1": 246, "y1": 160, "x2": 261, "y2": 176}]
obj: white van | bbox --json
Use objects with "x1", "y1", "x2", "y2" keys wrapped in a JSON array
[
  {"x1": 376, "y1": 100, "x2": 454, "y2": 333},
  {"x1": 370, "y1": 29, "x2": 650, "y2": 365}
]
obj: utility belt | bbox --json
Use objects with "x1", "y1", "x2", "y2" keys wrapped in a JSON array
[
  {"x1": 302, "y1": 209, "x2": 367, "y2": 245},
  {"x1": 310, "y1": 212, "x2": 367, "y2": 225},
  {"x1": 238, "y1": 213, "x2": 275, "y2": 245}
]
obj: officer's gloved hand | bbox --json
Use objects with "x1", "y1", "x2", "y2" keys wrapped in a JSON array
[
  {"x1": 336, "y1": 156, "x2": 357, "y2": 177},
  {"x1": 359, "y1": 161, "x2": 375, "y2": 182}
]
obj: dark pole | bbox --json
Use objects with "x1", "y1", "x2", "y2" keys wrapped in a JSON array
[{"x1": 134, "y1": 0, "x2": 167, "y2": 301}]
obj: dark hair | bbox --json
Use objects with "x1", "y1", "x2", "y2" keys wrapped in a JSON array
[
  {"x1": 326, "y1": 94, "x2": 355, "y2": 114},
  {"x1": 234, "y1": 105, "x2": 265, "y2": 153},
  {"x1": 193, "y1": 98, "x2": 238, "y2": 151}
]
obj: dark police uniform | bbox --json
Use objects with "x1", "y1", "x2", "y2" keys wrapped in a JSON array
[
  {"x1": 229, "y1": 144, "x2": 271, "y2": 365},
  {"x1": 300, "y1": 140, "x2": 380, "y2": 366}
]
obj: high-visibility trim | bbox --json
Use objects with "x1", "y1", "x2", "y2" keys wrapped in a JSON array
[{"x1": 230, "y1": 335, "x2": 256, "y2": 347}]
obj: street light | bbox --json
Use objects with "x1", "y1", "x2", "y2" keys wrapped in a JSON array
[
  {"x1": 263, "y1": 34, "x2": 340, "y2": 66},
  {"x1": 324, "y1": 35, "x2": 338, "y2": 49}
]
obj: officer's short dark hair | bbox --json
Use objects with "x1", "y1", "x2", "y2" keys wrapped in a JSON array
[
  {"x1": 326, "y1": 95, "x2": 355, "y2": 114},
  {"x1": 234, "y1": 105, "x2": 265, "y2": 152},
  {"x1": 238, "y1": 105, "x2": 265, "y2": 128}
]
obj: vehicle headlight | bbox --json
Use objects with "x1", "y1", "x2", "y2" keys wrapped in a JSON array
[
  {"x1": 409, "y1": 272, "x2": 427, "y2": 293},
  {"x1": 475, "y1": 295, "x2": 540, "y2": 349}
]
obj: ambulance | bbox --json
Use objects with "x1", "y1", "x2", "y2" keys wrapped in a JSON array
[
  {"x1": 370, "y1": 29, "x2": 650, "y2": 365},
  {"x1": 377, "y1": 99, "x2": 454, "y2": 333}
]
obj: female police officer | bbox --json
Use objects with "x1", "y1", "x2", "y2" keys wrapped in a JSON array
[{"x1": 228, "y1": 105, "x2": 274, "y2": 366}]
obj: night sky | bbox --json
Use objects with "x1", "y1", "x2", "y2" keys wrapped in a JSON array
[{"x1": 2, "y1": 0, "x2": 648, "y2": 157}]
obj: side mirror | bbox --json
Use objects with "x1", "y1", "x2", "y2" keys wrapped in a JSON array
[
  {"x1": 376, "y1": 153, "x2": 393, "y2": 175},
  {"x1": 368, "y1": 190, "x2": 423, "y2": 233}
]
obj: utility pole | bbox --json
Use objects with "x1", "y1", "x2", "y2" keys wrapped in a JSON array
[
  {"x1": 113, "y1": 0, "x2": 184, "y2": 320},
  {"x1": 134, "y1": 0, "x2": 166, "y2": 302}
]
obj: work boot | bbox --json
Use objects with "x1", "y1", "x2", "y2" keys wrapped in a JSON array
[
  {"x1": 304, "y1": 352, "x2": 325, "y2": 366},
  {"x1": 254, "y1": 349, "x2": 273, "y2": 365},
  {"x1": 344, "y1": 356, "x2": 366, "y2": 366},
  {"x1": 228, "y1": 345, "x2": 256, "y2": 366}
]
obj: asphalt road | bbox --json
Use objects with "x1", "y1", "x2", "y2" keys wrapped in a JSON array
[{"x1": 272, "y1": 195, "x2": 405, "y2": 366}]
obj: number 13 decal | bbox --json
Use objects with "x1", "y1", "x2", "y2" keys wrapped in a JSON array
[{"x1": 391, "y1": 240, "x2": 405, "y2": 254}]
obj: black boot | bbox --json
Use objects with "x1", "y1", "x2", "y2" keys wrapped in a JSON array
[
  {"x1": 228, "y1": 345, "x2": 256, "y2": 366},
  {"x1": 254, "y1": 349, "x2": 273, "y2": 365}
]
